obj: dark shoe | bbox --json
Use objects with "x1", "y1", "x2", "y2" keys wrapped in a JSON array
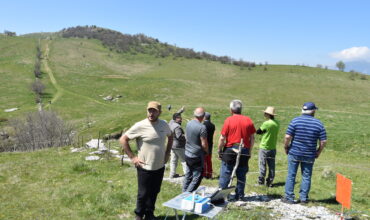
[
  {"x1": 266, "y1": 181, "x2": 273, "y2": 187},
  {"x1": 144, "y1": 213, "x2": 159, "y2": 220},
  {"x1": 298, "y1": 199, "x2": 309, "y2": 204},
  {"x1": 170, "y1": 173, "x2": 180, "y2": 178},
  {"x1": 281, "y1": 197, "x2": 296, "y2": 204}
]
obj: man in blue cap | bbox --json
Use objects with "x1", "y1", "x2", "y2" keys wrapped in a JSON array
[{"x1": 282, "y1": 102, "x2": 327, "y2": 204}]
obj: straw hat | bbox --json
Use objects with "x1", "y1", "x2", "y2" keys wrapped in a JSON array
[{"x1": 263, "y1": 106, "x2": 276, "y2": 116}]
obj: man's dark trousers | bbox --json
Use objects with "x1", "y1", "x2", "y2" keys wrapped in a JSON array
[{"x1": 135, "y1": 166, "x2": 165, "y2": 218}]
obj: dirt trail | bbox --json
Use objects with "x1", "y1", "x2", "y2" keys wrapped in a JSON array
[
  {"x1": 42, "y1": 40, "x2": 109, "y2": 108},
  {"x1": 42, "y1": 40, "x2": 63, "y2": 108}
]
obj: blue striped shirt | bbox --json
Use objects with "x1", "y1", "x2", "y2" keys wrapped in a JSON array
[{"x1": 286, "y1": 114, "x2": 327, "y2": 158}]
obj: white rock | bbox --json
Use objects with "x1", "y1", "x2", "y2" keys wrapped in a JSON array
[
  {"x1": 85, "y1": 139, "x2": 106, "y2": 150},
  {"x1": 71, "y1": 148, "x2": 85, "y2": 153},
  {"x1": 89, "y1": 151, "x2": 104, "y2": 155},
  {"x1": 4, "y1": 108, "x2": 18, "y2": 112},
  {"x1": 85, "y1": 156, "x2": 100, "y2": 161},
  {"x1": 109, "y1": 149, "x2": 119, "y2": 154}
]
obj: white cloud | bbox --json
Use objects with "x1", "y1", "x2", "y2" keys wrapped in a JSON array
[{"x1": 330, "y1": 46, "x2": 370, "y2": 61}]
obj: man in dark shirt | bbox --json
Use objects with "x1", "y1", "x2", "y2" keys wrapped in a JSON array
[{"x1": 203, "y1": 112, "x2": 215, "y2": 179}]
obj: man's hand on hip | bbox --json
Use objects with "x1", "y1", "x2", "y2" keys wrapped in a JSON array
[{"x1": 131, "y1": 156, "x2": 146, "y2": 167}]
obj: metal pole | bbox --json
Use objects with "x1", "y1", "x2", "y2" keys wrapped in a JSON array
[{"x1": 228, "y1": 139, "x2": 243, "y2": 187}]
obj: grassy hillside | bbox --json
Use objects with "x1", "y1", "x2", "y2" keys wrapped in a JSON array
[
  {"x1": 0, "y1": 35, "x2": 38, "y2": 118},
  {"x1": 0, "y1": 34, "x2": 369, "y2": 219}
]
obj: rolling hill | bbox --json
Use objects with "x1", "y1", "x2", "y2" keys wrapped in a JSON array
[{"x1": 0, "y1": 27, "x2": 369, "y2": 219}]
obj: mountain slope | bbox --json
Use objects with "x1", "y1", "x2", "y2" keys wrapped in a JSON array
[{"x1": 0, "y1": 34, "x2": 369, "y2": 154}]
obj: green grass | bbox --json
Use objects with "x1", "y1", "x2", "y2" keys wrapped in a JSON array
[
  {"x1": 0, "y1": 35, "x2": 369, "y2": 219},
  {"x1": 0, "y1": 142, "x2": 368, "y2": 219}
]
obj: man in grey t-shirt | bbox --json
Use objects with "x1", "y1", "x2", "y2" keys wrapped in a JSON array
[{"x1": 183, "y1": 107, "x2": 209, "y2": 192}]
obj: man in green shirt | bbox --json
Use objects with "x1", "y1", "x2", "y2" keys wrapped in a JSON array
[{"x1": 256, "y1": 106, "x2": 280, "y2": 187}]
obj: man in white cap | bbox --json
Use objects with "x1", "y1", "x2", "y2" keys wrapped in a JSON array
[
  {"x1": 120, "y1": 101, "x2": 173, "y2": 220},
  {"x1": 256, "y1": 106, "x2": 280, "y2": 187},
  {"x1": 282, "y1": 102, "x2": 327, "y2": 204}
]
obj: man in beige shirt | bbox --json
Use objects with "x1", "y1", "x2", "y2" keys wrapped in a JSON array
[{"x1": 120, "y1": 101, "x2": 173, "y2": 220}]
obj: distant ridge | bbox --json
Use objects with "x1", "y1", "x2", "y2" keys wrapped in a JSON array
[
  {"x1": 345, "y1": 61, "x2": 370, "y2": 75},
  {"x1": 60, "y1": 25, "x2": 255, "y2": 67}
]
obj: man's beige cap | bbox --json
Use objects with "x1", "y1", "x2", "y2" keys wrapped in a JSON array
[{"x1": 147, "y1": 101, "x2": 161, "y2": 111}]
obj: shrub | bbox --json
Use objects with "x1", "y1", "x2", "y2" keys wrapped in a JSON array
[
  {"x1": 31, "y1": 80, "x2": 45, "y2": 95},
  {"x1": 9, "y1": 110, "x2": 74, "y2": 152}
]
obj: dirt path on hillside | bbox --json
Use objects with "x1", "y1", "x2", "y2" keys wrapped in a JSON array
[
  {"x1": 42, "y1": 40, "x2": 109, "y2": 108},
  {"x1": 42, "y1": 40, "x2": 63, "y2": 108}
]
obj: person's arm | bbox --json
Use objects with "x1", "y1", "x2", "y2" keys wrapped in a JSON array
[
  {"x1": 316, "y1": 140, "x2": 327, "y2": 158},
  {"x1": 249, "y1": 134, "x2": 255, "y2": 153},
  {"x1": 164, "y1": 135, "x2": 173, "y2": 163},
  {"x1": 176, "y1": 106, "x2": 185, "y2": 114},
  {"x1": 256, "y1": 128, "x2": 266, "y2": 135},
  {"x1": 200, "y1": 136, "x2": 209, "y2": 155},
  {"x1": 174, "y1": 127, "x2": 185, "y2": 141},
  {"x1": 218, "y1": 135, "x2": 226, "y2": 159},
  {"x1": 119, "y1": 134, "x2": 146, "y2": 167},
  {"x1": 284, "y1": 134, "x2": 292, "y2": 155}
]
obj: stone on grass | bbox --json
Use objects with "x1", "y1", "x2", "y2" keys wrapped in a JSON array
[
  {"x1": 85, "y1": 156, "x2": 100, "y2": 161},
  {"x1": 71, "y1": 148, "x2": 85, "y2": 153},
  {"x1": 86, "y1": 139, "x2": 107, "y2": 150},
  {"x1": 4, "y1": 108, "x2": 18, "y2": 112}
]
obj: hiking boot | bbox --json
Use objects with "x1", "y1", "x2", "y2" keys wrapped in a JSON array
[
  {"x1": 281, "y1": 197, "x2": 297, "y2": 204},
  {"x1": 266, "y1": 181, "x2": 273, "y2": 187}
]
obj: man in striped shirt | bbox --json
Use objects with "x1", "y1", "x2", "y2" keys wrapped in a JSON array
[{"x1": 282, "y1": 102, "x2": 327, "y2": 204}]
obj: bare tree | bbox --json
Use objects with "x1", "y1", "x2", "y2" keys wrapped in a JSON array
[
  {"x1": 10, "y1": 110, "x2": 74, "y2": 152},
  {"x1": 31, "y1": 80, "x2": 45, "y2": 95}
]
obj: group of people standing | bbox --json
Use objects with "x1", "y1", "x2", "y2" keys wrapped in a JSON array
[{"x1": 120, "y1": 100, "x2": 327, "y2": 220}]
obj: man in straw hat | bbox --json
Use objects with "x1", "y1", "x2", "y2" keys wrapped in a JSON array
[
  {"x1": 256, "y1": 106, "x2": 280, "y2": 187},
  {"x1": 281, "y1": 102, "x2": 327, "y2": 204},
  {"x1": 120, "y1": 101, "x2": 173, "y2": 220}
]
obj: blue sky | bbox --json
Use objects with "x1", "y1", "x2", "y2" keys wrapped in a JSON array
[{"x1": 2, "y1": 0, "x2": 370, "y2": 68}]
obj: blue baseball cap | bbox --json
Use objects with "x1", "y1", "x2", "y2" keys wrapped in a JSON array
[{"x1": 302, "y1": 102, "x2": 318, "y2": 110}]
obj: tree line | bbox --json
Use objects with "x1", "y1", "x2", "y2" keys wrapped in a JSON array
[{"x1": 60, "y1": 25, "x2": 255, "y2": 68}]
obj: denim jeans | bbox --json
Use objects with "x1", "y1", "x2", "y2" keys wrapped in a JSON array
[
  {"x1": 182, "y1": 156, "x2": 203, "y2": 192},
  {"x1": 219, "y1": 147, "x2": 250, "y2": 199},
  {"x1": 285, "y1": 154, "x2": 315, "y2": 201}
]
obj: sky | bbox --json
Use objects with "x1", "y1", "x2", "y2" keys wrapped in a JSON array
[{"x1": 2, "y1": 0, "x2": 370, "y2": 69}]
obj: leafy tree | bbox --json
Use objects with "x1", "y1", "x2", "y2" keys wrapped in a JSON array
[{"x1": 336, "y1": 60, "x2": 345, "y2": 71}]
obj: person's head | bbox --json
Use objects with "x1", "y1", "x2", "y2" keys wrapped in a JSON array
[
  {"x1": 146, "y1": 101, "x2": 162, "y2": 122},
  {"x1": 229, "y1": 99, "x2": 242, "y2": 114},
  {"x1": 263, "y1": 106, "x2": 276, "y2": 120},
  {"x1": 193, "y1": 107, "x2": 205, "y2": 122},
  {"x1": 204, "y1": 112, "x2": 211, "y2": 121},
  {"x1": 172, "y1": 113, "x2": 182, "y2": 124},
  {"x1": 301, "y1": 102, "x2": 318, "y2": 116}
]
